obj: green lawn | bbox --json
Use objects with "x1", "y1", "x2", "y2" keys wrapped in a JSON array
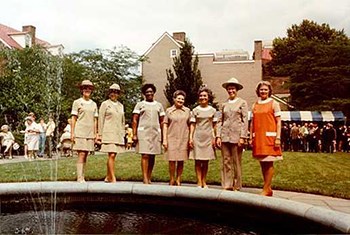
[{"x1": 1, "y1": 151, "x2": 350, "y2": 199}]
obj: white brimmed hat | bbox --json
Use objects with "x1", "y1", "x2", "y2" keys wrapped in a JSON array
[
  {"x1": 1, "y1": 125, "x2": 9, "y2": 131},
  {"x1": 109, "y1": 83, "x2": 121, "y2": 90},
  {"x1": 222, "y1": 77, "x2": 243, "y2": 90},
  {"x1": 79, "y1": 80, "x2": 94, "y2": 88}
]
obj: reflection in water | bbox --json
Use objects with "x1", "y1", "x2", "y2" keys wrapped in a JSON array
[{"x1": 0, "y1": 209, "x2": 256, "y2": 234}]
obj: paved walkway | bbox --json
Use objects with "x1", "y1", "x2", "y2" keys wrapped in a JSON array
[{"x1": 1, "y1": 154, "x2": 350, "y2": 215}]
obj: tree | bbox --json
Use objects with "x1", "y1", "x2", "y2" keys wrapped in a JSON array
[
  {"x1": 269, "y1": 20, "x2": 350, "y2": 116},
  {"x1": 164, "y1": 39, "x2": 203, "y2": 108}
]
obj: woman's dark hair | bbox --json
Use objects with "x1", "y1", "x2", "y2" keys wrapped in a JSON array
[
  {"x1": 141, "y1": 83, "x2": 157, "y2": 95},
  {"x1": 198, "y1": 86, "x2": 214, "y2": 104},
  {"x1": 173, "y1": 90, "x2": 186, "y2": 99}
]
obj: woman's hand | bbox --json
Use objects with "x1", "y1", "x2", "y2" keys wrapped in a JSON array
[
  {"x1": 238, "y1": 138, "x2": 245, "y2": 147},
  {"x1": 216, "y1": 137, "x2": 222, "y2": 148},
  {"x1": 275, "y1": 138, "x2": 281, "y2": 147},
  {"x1": 211, "y1": 138, "x2": 216, "y2": 148},
  {"x1": 189, "y1": 139, "x2": 194, "y2": 149},
  {"x1": 70, "y1": 133, "x2": 75, "y2": 144},
  {"x1": 162, "y1": 140, "x2": 168, "y2": 151},
  {"x1": 132, "y1": 135, "x2": 138, "y2": 143}
]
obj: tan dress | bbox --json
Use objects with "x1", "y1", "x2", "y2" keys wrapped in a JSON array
[
  {"x1": 190, "y1": 105, "x2": 217, "y2": 160},
  {"x1": 98, "y1": 99, "x2": 125, "y2": 153},
  {"x1": 71, "y1": 98, "x2": 98, "y2": 151},
  {"x1": 133, "y1": 100, "x2": 165, "y2": 155},
  {"x1": 164, "y1": 105, "x2": 191, "y2": 161}
]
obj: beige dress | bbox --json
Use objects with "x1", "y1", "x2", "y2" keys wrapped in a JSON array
[
  {"x1": 98, "y1": 99, "x2": 125, "y2": 153},
  {"x1": 71, "y1": 98, "x2": 98, "y2": 151},
  {"x1": 133, "y1": 100, "x2": 165, "y2": 155},
  {"x1": 164, "y1": 105, "x2": 191, "y2": 161},
  {"x1": 190, "y1": 105, "x2": 217, "y2": 160}
]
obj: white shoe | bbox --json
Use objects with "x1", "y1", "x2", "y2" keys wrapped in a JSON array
[{"x1": 24, "y1": 155, "x2": 28, "y2": 159}]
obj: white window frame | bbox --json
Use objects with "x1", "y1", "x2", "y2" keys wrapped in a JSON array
[{"x1": 170, "y1": 49, "x2": 177, "y2": 58}]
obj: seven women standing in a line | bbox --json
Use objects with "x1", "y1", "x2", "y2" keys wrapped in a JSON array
[
  {"x1": 71, "y1": 80, "x2": 98, "y2": 183},
  {"x1": 189, "y1": 86, "x2": 217, "y2": 188},
  {"x1": 216, "y1": 78, "x2": 248, "y2": 191},
  {"x1": 98, "y1": 84, "x2": 125, "y2": 183},
  {"x1": 132, "y1": 84, "x2": 165, "y2": 184},
  {"x1": 163, "y1": 90, "x2": 191, "y2": 186},
  {"x1": 250, "y1": 81, "x2": 282, "y2": 196}
]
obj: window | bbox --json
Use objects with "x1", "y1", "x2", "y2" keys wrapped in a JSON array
[{"x1": 170, "y1": 49, "x2": 177, "y2": 58}]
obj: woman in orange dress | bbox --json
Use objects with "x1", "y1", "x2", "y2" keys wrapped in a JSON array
[{"x1": 249, "y1": 81, "x2": 282, "y2": 196}]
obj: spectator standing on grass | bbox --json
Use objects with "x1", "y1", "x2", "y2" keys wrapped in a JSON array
[
  {"x1": 163, "y1": 90, "x2": 191, "y2": 186},
  {"x1": 46, "y1": 116, "x2": 56, "y2": 157},
  {"x1": 38, "y1": 118, "x2": 47, "y2": 157},
  {"x1": 71, "y1": 80, "x2": 98, "y2": 183},
  {"x1": 132, "y1": 84, "x2": 165, "y2": 184},
  {"x1": 249, "y1": 81, "x2": 282, "y2": 197},
  {"x1": 290, "y1": 123, "x2": 299, "y2": 152},
  {"x1": 216, "y1": 78, "x2": 248, "y2": 191},
  {"x1": 98, "y1": 83, "x2": 125, "y2": 183}
]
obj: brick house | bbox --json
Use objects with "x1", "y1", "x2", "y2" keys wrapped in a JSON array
[
  {"x1": 142, "y1": 32, "x2": 263, "y2": 108},
  {"x1": 0, "y1": 23, "x2": 64, "y2": 56}
]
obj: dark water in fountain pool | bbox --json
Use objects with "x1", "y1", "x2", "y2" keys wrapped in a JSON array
[{"x1": 0, "y1": 209, "x2": 257, "y2": 234}]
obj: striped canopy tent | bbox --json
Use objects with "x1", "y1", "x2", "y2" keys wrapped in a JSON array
[{"x1": 248, "y1": 111, "x2": 346, "y2": 122}]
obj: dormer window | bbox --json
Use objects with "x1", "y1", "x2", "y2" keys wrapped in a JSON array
[{"x1": 170, "y1": 49, "x2": 177, "y2": 58}]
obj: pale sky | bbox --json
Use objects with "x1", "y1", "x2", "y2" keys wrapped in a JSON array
[{"x1": 2, "y1": 0, "x2": 350, "y2": 58}]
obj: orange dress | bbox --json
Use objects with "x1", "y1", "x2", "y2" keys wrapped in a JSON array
[{"x1": 252, "y1": 98, "x2": 282, "y2": 159}]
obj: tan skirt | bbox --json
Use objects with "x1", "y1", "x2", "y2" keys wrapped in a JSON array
[
  {"x1": 73, "y1": 138, "x2": 95, "y2": 151},
  {"x1": 100, "y1": 144, "x2": 125, "y2": 153}
]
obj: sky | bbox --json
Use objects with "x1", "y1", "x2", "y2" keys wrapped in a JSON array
[{"x1": 1, "y1": 0, "x2": 350, "y2": 58}]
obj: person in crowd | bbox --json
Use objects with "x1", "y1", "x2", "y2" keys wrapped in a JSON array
[
  {"x1": 290, "y1": 123, "x2": 299, "y2": 152},
  {"x1": 98, "y1": 84, "x2": 125, "y2": 183},
  {"x1": 281, "y1": 123, "x2": 290, "y2": 151},
  {"x1": 299, "y1": 123, "x2": 309, "y2": 152},
  {"x1": 46, "y1": 116, "x2": 56, "y2": 157},
  {"x1": 0, "y1": 125, "x2": 15, "y2": 159},
  {"x1": 323, "y1": 123, "x2": 336, "y2": 153},
  {"x1": 132, "y1": 84, "x2": 165, "y2": 184},
  {"x1": 38, "y1": 118, "x2": 47, "y2": 157},
  {"x1": 163, "y1": 90, "x2": 191, "y2": 186},
  {"x1": 71, "y1": 80, "x2": 98, "y2": 183},
  {"x1": 24, "y1": 116, "x2": 40, "y2": 160},
  {"x1": 125, "y1": 124, "x2": 133, "y2": 150},
  {"x1": 23, "y1": 112, "x2": 36, "y2": 158},
  {"x1": 216, "y1": 78, "x2": 248, "y2": 191},
  {"x1": 58, "y1": 118, "x2": 72, "y2": 156},
  {"x1": 189, "y1": 86, "x2": 217, "y2": 188},
  {"x1": 249, "y1": 81, "x2": 282, "y2": 196},
  {"x1": 59, "y1": 118, "x2": 72, "y2": 144},
  {"x1": 308, "y1": 123, "x2": 319, "y2": 153}
]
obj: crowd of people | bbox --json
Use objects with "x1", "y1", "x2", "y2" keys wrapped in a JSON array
[
  {"x1": 1, "y1": 78, "x2": 347, "y2": 197},
  {"x1": 281, "y1": 122, "x2": 350, "y2": 153}
]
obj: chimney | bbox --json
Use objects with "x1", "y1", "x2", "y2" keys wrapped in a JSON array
[
  {"x1": 22, "y1": 25, "x2": 36, "y2": 45},
  {"x1": 254, "y1": 40, "x2": 262, "y2": 60},
  {"x1": 173, "y1": 32, "x2": 186, "y2": 42}
]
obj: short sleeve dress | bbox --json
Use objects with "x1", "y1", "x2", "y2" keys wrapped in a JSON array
[
  {"x1": 190, "y1": 105, "x2": 217, "y2": 160},
  {"x1": 133, "y1": 100, "x2": 165, "y2": 155},
  {"x1": 164, "y1": 105, "x2": 191, "y2": 161},
  {"x1": 71, "y1": 97, "x2": 98, "y2": 151},
  {"x1": 251, "y1": 98, "x2": 283, "y2": 161}
]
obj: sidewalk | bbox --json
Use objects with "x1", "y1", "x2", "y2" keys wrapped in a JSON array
[{"x1": 1, "y1": 154, "x2": 350, "y2": 215}]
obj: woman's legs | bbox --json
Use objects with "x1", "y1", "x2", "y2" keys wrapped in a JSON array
[
  {"x1": 141, "y1": 154, "x2": 155, "y2": 184},
  {"x1": 201, "y1": 160, "x2": 209, "y2": 188},
  {"x1": 105, "y1": 152, "x2": 117, "y2": 182},
  {"x1": 77, "y1": 151, "x2": 88, "y2": 183},
  {"x1": 195, "y1": 160, "x2": 202, "y2": 187},
  {"x1": 176, "y1": 161, "x2": 184, "y2": 186},
  {"x1": 259, "y1": 161, "x2": 274, "y2": 196},
  {"x1": 169, "y1": 161, "x2": 176, "y2": 185}
]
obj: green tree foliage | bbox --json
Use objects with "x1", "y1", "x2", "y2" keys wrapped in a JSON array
[
  {"x1": 269, "y1": 19, "x2": 350, "y2": 116},
  {"x1": 0, "y1": 46, "x2": 62, "y2": 130},
  {"x1": 164, "y1": 39, "x2": 203, "y2": 109},
  {"x1": 63, "y1": 47, "x2": 142, "y2": 124}
]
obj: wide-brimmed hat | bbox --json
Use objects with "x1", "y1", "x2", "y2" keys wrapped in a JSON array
[
  {"x1": 79, "y1": 80, "x2": 94, "y2": 88},
  {"x1": 109, "y1": 83, "x2": 121, "y2": 91},
  {"x1": 222, "y1": 77, "x2": 243, "y2": 90},
  {"x1": 25, "y1": 116, "x2": 33, "y2": 121}
]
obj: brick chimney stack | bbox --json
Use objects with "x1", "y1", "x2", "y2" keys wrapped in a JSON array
[
  {"x1": 22, "y1": 25, "x2": 36, "y2": 45},
  {"x1": 254, "y1": 40, "x2": 262, "y2": 60},
  {"x1": 173, "y1": 32, "x2": 186, "y2": 42}
]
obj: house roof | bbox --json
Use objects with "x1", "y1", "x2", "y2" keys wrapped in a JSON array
[
  {"x1": 262, "y1": 48, "x2": 272, "y2": 61},
  {"x1": 143, "y1": 32, "x2": 182, "y2": 57},
  {"x1": 0, "y1": 23, "x2": 51, "y2": 49}
]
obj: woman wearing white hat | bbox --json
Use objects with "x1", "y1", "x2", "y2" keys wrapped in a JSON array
[
  {"x1": 98, "y1": 83, "x2": 125, "y2": 183},
  {"x1": 71, "y1": 80, "x2": 98, "y2": 183},
  {"x1": 216, "y1": 77, "x2": 248, "y2": 191},
  {"x1": 0, "y1": 125, "x2": 15, "y2": 159}
]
